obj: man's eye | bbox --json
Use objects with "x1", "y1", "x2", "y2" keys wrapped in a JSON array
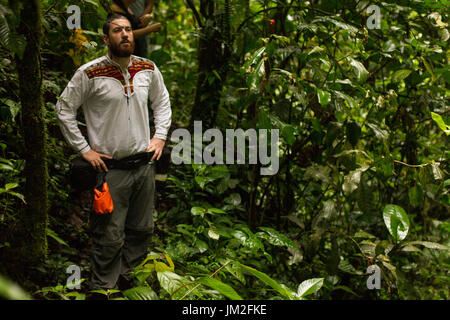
[{"x1": 125, "y1": 27, "x2": 132, "y2": 32}]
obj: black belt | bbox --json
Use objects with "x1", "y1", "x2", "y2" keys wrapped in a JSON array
[
  {"x1": 70, "y1": 152, "x2": 154, "y2": 191},
  {"x1": 104, "y1": 152, "x2": 153, "y2": 170}
]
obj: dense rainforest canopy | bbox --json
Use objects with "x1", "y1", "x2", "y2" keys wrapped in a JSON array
[{"x1": 0, "y1": 0, "x2": 448, "y2": 300}]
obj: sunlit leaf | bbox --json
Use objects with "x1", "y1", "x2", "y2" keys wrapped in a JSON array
[
  {"x1": 197, "y1": 277, "x2": 243, "y2": 300},
  {"x1": 257, "y1": 227, "x2": 296, "y2": 248},
  {"x1": 348, "y1": 58, "x2": 369, "y2": 82},
  {"x1": 123, "y1": 287, "x2": 159, "y2": 300},
  {"x1": 0, "y1": 274, "x2": 32, "y2": 300},
  {"x1": 47, "y1": 228, "x2": 69, "y2": 247},
  {"x1": 383, "y1": 204, "x2": 410, "y2": 242},
  {"x1": 238, "y1": 263, "x2": 293, "y2": 299},
  {"x1": 296, "y1": 278, "x2": 324, "y2": 299},
  {"x1": 402, "y1": 241, "x2": 450, "y2": 250},
  {"x1": 317, "y1": 89, "x2": 331, "y2": 106},
  {"x1": 430, "y1": 112, "x2": 450, "y2": 135},
  {"x1": 392, "y1": 69, "x2": 412, "y2": 83}
]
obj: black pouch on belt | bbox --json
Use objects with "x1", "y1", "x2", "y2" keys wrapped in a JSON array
[
  {"x1": 69, "y1": 156, "x2": 98, "y2": 191},
  {"x1": 154, "y1": 147, "x2": 171, "y2": 181}
]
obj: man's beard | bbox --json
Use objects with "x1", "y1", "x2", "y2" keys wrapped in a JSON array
[{"x1": 109, "y1": 39, "x2": 135, "y2": 58}]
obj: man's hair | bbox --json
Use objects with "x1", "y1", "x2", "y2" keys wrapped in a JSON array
[{"x1": 103, "y1": 14, "x2": 130, "y2": 35}]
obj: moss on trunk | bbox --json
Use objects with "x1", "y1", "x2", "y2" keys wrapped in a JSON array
[{"x1": 14, "y1": 0, "x2": 48, "y2": 265}]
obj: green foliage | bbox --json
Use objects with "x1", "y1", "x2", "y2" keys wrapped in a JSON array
[
  {"x1": 296, "y1": 278, "x2": 324, "y2": 299},
  {"x1": 0, "y1": 274, "x2": 32, "y2": 300},
  {"x1": 0, "y1": 0, "x2": 448, "y2": 300},
  {"x1": 122, "y1": 286, "x2": 159, "y2": 300},
  {"x1": 383, "y1": 204, "x2": 410, "y2": 242}
]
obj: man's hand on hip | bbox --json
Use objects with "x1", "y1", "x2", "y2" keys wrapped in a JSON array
[
  {"x1": 146, "y1": 137, "x2": 165, "y2": 161},
  {"x1": 82, "y1": 149, "x2": 112, "y2": 172}
]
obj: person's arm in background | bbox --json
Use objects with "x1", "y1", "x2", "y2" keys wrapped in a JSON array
[
  {"x1": 136, "y1": 0, "x2": 160, "y2": 38},
  {"x1": 142, "y1": 0, "x2": 154, "y2": 16},
  {"x1": 133, "y1": 22, "x2": 161, "y2": 39}
]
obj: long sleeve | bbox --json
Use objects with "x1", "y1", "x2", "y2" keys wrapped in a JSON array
[
  {"x1": 149, "y1": 64, "x2": 172, "y2": 140},
  {"x1": 55, "y1": 69, "x2": 91, "y2": 154}
]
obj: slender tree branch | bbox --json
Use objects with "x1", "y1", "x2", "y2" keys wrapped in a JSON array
[
  {"x1": 185, "y1": 0, "x2": 203, "y2": 28},
  {"x1": 42, "y1": 1, "x2": 57, "y2": 16},
  {"x1": 177, "y1": 261, "x2": 231, "y2": 300}
]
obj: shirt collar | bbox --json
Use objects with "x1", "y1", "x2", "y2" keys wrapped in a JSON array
[{"x1": 105, "y1": 54, "x2": 133, "y2": 70}]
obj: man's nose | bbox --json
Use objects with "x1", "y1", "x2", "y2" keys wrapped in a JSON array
[{"x1": 120, "y1": 29, "x2": 131, "y2": 37}]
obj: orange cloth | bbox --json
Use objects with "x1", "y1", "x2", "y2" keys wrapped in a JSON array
[{"x1": 93, "y1": 182, "x2": 114, "y2": 214}]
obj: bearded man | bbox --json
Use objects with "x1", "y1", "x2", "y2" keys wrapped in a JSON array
[{"x1": 55, "y1": 14, "x2": 171, "y2": 298}]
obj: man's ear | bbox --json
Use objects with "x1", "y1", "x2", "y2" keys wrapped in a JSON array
[{"x1": 103, "y1": 34, "x2": 109, "y2": 46}]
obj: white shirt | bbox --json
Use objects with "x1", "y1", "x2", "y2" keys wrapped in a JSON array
[{"x1": 55, "y1": 54, "x2": 172, "y2": 160}]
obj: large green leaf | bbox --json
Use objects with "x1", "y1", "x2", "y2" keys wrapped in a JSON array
[
  {"x1": 0, "y1": 274, "x2": 32, "y2": 300},
  {"x1": 296, "y1": 278, "x2": 324, "y2": 299},
  {"x1": 342, "y1": 167, "x2": 369, "y2": 194},
  {"x1": 317, "y1": 89, "x2": 331, "y2": 106},
  {"x1": 338, "y1": 259, "x2": 364, "y2": 275},
  {"x1": 191, "y1": 206, "x2": 205, "y2": 216},
  {"x1": 225, "y1": 262, "x2": 246, "y2": 285},
  {"x1": 47, "y1": 228, "x2": 69, "y2": 247},
  {"x1": 244, "y1": 47, "x2": 266, "y2": 91},
  {"x1": 157, "y1": 271, "x2": 196, "y2": 300},
  {"x1": 197, "y1": 277, "x2": 243, "y2": 300},
  {"x1": 123, "y1": 287, "x2": 159, "y2": 300},
  {"x1": 238, "y1": 263, "x2": 293, "y2": 299},
  {"x1": 232, "y1": 229, "x2": 265, "y2": 253},
  {"x1": 348, "y1": 58, "x2": 369, "y2": 82},
  {"x1": 402, "y1": 241, "x2": 450, "y2": 250},
  {"x1": 392, "y1": 69, "x2": 412, "y2": 83},
  {"x1": 0, "y1": 11, "x2": 26, "y2": 59},
  {"x1": 383, "y1": 204, "x2": 410, "y2": 242},
  {"x1": 244, "y1": 47, "x2": 266, "y2": 71},
  {"x1": 281, "y1": 124, "x2": 296, "y2": 146},
  {"x1": 257, "y1": 227, "x2": 296, "y2": 249},
  {"x1": 430, "y1": 112, "x2": 450, "y2": 135},
  {"x1": 312, "y1": 16, "x2": 358, "y2": 34}
]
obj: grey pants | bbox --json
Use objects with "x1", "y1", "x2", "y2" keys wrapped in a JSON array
[{"x1": 89, "y1": 162, "x2": 155, "y2": 290}]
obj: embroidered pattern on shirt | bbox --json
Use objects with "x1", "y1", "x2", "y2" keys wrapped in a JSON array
[
  {"x1": 128, "y1": 60, "x2": 154, "y2": 93},
  {"x1": 84, "y1": 57, "x2": 154, "y2": 94}
]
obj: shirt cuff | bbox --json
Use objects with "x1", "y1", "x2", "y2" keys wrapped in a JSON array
[
  {"x1": 153, "y1": 132, "x2": 167, "y2": 141},
  {"x1": 79, "y1": 145, "x2": 91, "y2": 155}
]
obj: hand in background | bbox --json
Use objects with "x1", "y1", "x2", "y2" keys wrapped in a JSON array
[{"x1": 139, "y1": 13, "x2": 152, "y2": 27}]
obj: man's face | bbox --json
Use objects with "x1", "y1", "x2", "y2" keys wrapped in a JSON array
[{"x1": 104, "y1": 18, "x2": 135, "y2": 58}]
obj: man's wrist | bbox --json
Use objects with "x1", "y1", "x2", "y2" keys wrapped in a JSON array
[
  {"x1": 153, "y1": 133, "x2": 167, "y2": 141},
  {"x1": 79, "y1": 145, "x2": 91, "y2": 155}
]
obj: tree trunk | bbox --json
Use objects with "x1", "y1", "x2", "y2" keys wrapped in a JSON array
[
  {"x1": 14, "y1": 0, "x2": 48, "y2": 264},
  {"x1": 189, "y1": 0, "x2": 230, "y2": 129}
]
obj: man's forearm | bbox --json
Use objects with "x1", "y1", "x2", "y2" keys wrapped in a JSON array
[{"x1": 133, "y1": 23, "x2": 160, "y2": 39}]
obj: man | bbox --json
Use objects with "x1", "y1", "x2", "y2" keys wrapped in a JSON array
[{"x1": 55, "y1": 14, "x2": 171, "y2": 296}]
